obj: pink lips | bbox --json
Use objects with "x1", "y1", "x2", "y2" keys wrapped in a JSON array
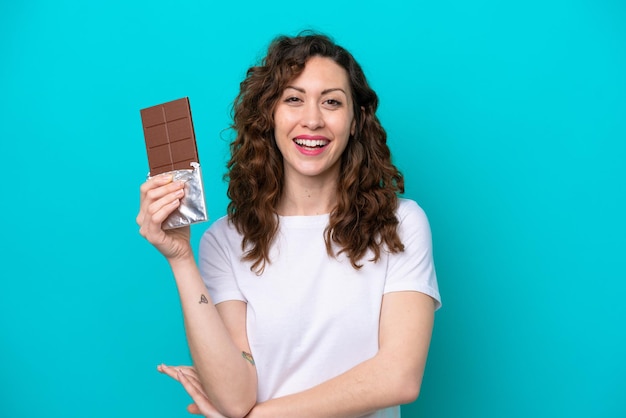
[{"x1": 293, "y1": 135, "x2": 330, "y2": 156}]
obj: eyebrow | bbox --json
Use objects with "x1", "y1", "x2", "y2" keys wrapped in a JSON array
[{"x1": 285, "y1": 86, "x2": 348, "y2": 96}]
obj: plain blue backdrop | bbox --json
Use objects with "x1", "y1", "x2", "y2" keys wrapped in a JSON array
[{"x1": 1, "y1": 1, "x2": 624, "y2": 417}]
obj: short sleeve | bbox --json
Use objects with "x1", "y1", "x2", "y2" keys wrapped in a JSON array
[
  {"x1": 198, "y1": 217, "x2": 246, "y2": 304},
  {"x1": 384, "y1": 199, "x2": 441, "y2": 310}
]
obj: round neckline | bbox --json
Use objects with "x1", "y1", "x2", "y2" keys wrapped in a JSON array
[{"x1": 278, "y1": 212, "x2": 330, "y2": 228}]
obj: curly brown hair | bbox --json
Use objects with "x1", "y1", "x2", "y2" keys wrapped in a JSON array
[{"x1": 226, "y1": 32, "x2": 405, "y2": 273}]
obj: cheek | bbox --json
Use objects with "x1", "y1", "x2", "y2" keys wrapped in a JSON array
[
  {"x1": 341, "y1": 109, "x2": 356, "y2": 137},
  {"x1": 337, "y1": 114, "x2": 355, "y2": 138},
  {"x1": 273, "y1": 111, "x2": 295, "y2": 135}
]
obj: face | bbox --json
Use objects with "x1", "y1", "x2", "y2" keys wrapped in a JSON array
[{"x1": 273, "y1": 56, "x2": 356, "y2": 184}]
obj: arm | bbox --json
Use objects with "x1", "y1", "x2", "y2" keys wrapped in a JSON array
[
  {"x1": 169, "y1": 260, "x2": 257, "y2": 418},
  {"x1": 247, "y1": 291, "x2": 436, "y2": 418},
  {"x1": 137, "y1": 175, "x2": 257, "y2": 418}
]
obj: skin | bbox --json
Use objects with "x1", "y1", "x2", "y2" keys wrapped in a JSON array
[
  {"x1": 273, "y1": 56, "x2": 356, "y2": 216},
  {"x1": 158, "y1": 292, "x2": 435, "y2": 418},
  {"x1": 138, "y1": 56, "x2": 436, "y2": 418},
  {"x1": 137, "y1": 174, "x2": 257, "y2": 418}
]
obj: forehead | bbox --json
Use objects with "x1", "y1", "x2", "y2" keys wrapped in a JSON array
[{"x1": 289, "y1": 56, "x2": 351, "y2": 92}]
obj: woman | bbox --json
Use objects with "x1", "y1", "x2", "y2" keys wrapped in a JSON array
[{"x1": 137, "y1": 33, "x2": 441, "y2": 418}]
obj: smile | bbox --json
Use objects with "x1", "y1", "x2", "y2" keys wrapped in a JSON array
[{"x1": 293, "y1": 137, "x2": 330, "y2": 148}]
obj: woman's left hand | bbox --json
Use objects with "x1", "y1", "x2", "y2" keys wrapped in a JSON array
[{"x1": 157, "y1": 364, "x2": 228, "y2": 418}]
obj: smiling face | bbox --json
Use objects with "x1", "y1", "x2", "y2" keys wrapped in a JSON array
[{"x1": 273, "y1": 56, "x2": 356, "y2": 186}]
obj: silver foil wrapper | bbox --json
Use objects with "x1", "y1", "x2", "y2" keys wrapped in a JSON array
[{"x1": 149, "y1": 162, "x2": 208, "y2": 230}]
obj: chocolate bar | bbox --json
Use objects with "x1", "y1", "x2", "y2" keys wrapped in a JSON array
[
  {"x1": 140, "y1": 97, "x2": 199, "y2": 176},
  {"x1": 139, "y1": 97, "x2": 208, "y2": 229}
]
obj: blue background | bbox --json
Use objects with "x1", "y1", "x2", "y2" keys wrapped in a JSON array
[{"x1": 1, "y1": 1, "x2": 624, "y2": 417}]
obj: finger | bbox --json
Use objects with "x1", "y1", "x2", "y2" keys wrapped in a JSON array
[
  {"x1": 138, "y1": 176, "x2": 174, "y2": 223},
  {"x1": 157, "y1": 364, "x2": 194, "y2": 374},
  {"x1": 187, "y1": 403, "x2": 202, "y2": 415},
  {"x1": 177, "y1": 365, "x2": 200, "y2": 380},
  {"x1": 145, "y1": 180, "x2": 185, "y2": 205},
  {"x1": 176, "y1": 365, "x2": 196, "y2": 372},
  {"x1": 140, "y1": 181, "x2": 184, "y2": 215},
  {"x1": 176, "y1": 369, "x2": 223, "y2": 417},
  {"x1": 178, "y1": 369, "x2": 204, "y2": 391},
  {"x1": 157, "y1": 364, "x2": 181, "y2": 381},
  {"x1": 147, "y1": 189, "x2": 184, "y2": 222},
  {"x1": 177, "y1": 369, "x2": 212, "y2": 408},
  {"x1": 137, "y1": 176, "x2": 183, "y2": 226},
  {"x1": 157, "y1": 364, "x2": 201, "y2": 384},
  {"x1": 138, "y1": 190, "x2": 184, "y2": 239},
  {"x1": 157, "y1": 364, "x2": 203, "y2": 386},
  {"x1": 140, "y1": 173, "x2": 175, "y2": 201},
  {"x1": 178, "y1": 369, "x2": 207, "y2": 396}
]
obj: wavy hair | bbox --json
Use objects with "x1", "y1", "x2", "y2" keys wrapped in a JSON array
[{"x1": 226, "y1": 32, "x2": 405, "y2": 273}]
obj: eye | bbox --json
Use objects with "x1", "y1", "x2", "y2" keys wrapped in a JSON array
[
  {"x1": 324, "y1": 99, "x2": 342, "y2": 107},
  {"x1": 284, "y1": 96, "x2": 302, "y2": 103}
]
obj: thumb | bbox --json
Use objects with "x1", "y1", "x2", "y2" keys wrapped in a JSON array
[{"x1": 187, "y1": 403, "x2": 202, "y2": 415}]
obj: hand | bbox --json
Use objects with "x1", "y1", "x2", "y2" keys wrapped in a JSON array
[
  {"x1": 157, "y1": 364, "x2": 228, "y2": 418},
  {"x1": 136, "y1": 174, "x2": 192, "y2": 261}
]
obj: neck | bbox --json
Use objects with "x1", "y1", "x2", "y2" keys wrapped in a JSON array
[{"x1": 277, "y1": 177, "x2": 338, "y2": 216}]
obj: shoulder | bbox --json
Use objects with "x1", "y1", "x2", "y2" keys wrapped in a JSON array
[
  {"x1": 199, "y1": 215, "x2": 241, "y2": 251},
  {"x1": 393, "y1": 198, "x2": 434, "y2": 255},
  {"x1": 204, "y1": 214, "x2": 240, "y2": 236},
  {"x1": 396, "y1": 198, "x2": 430, "y2": 231},
  {"x1": 397, "y1": 198, "x2": 424, "y2": 216},
  {"x1": 386, "y1": 198, "x2": 441, "y2": 308},
  {"x1": 205, "y1": 215, "x2": 232, "y2": 234}
]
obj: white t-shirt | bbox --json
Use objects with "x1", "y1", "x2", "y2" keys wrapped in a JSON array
[{"x1": 199, "y1": 198, "x2": 441, "y2": 417}]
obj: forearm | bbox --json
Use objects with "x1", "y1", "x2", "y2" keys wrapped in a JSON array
[
  {"x1": 247, "y1": 350, "x2": 420, "y2": 418},
  {"x1": 169, "y1": 256, "x2": 257, "y2": 418}
]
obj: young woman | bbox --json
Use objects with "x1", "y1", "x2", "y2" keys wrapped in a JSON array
[{"x1": 137, "y1": 33, "x2": 441, "y2": 418}]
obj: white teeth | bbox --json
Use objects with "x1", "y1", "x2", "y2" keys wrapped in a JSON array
[{"x1": 294, "y1": 138, "x2": 328, "y2": 147}]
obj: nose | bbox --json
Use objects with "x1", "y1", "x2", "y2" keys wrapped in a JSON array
[{"x1": 300, "y1": 102, "x2": 324, "y2": 130}]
